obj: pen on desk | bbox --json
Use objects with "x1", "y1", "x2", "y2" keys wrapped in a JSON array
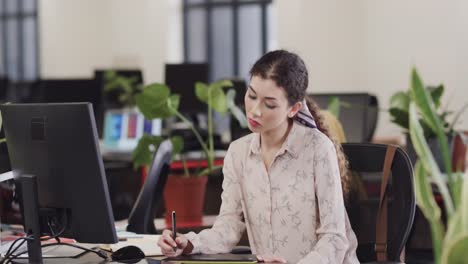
[{"x1": 172, "y1": 210, "x2": 177, "y2": 251}]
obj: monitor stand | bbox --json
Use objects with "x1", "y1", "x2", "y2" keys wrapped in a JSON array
[{"x1": 17, "y1": 175, "x2": 43, "y2": 264}]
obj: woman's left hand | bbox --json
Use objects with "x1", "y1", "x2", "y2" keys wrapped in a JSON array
[{"x1": 256, "y1": 254, "x2": 287, "y2": 263}]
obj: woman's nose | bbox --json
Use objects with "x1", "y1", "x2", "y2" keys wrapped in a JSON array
[{"x1": 250, "y1": 101, "x2": 261, "y2": 117}]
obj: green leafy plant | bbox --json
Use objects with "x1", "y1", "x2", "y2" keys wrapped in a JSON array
[
  {"x1": 390, "y1": 82, "x2": 468, "y2": 138},
  {"x1": 132, "y1": 80, "x2": 247, "y2": 176},
  {"x1": 409, "y1": 68, "x2": 468, "y2": 264},
  {"x1": 103, "y1": 70, "x2": 144, "y2": 107}
]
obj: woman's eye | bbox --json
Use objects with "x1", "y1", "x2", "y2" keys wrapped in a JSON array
[
  {"x1": 248, "y1": 94, "x2": 256, "y2": 100},
  {"x1": 265, "y1": 104, "x2": 276, "y2": 109}
]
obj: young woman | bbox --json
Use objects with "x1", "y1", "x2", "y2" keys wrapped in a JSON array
[{"x1": 158, "y1": 50, "x2": 359, "y2": 263}]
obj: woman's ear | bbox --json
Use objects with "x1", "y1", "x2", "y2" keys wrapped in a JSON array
[{"x1": 288, "y1": 101, "x2": 303, "y2": 118}]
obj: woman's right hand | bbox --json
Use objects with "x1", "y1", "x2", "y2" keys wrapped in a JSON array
[{"x1": 157, "y1": 229, "x2": 190, "y2": 257}]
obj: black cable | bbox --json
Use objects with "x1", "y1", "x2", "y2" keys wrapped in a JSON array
[
  {"x1": 1, "y1": 237, "x2": 30, "y2": 264},
  {"x1": 2, "y1": 211, "x2": 104, "y2": 263},
  {"x1": 5, "y1": 242, "x2": 108, "y2": 261},
  {"x1": 45, "y1": 210, "x2": 67, "y2": 240}
]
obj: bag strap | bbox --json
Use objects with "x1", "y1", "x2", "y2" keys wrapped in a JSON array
[{"x1": 375, "y1": 145, "x2": 396, "y2": 262}]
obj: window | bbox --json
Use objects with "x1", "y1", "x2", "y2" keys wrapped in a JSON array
[
  {"x1": 183, "y1": 0, "x2": 273, "y2": 81},
  {"x1": 0, "y1": 0, "x2": 39, "y2": 81}
]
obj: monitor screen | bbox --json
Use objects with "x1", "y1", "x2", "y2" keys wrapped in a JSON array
[
  {"x1": 165, "y1": 63, "x2": 209, "y2": 114},
  {"x1": 0, "y1": 103, "x2": 118, "y2": 244},
  {"x1": 230, "y1": 79, "x2": 247, "y2": 106},
  {"x1": 32, "y1": 79, "x2": 101, "y2": 109},
  {"x1": 31, "y1": 79, "x2": 104, "y2": 137},
  {"x1": 308, "y1": 93, "x2": 377, "y2": 143}
]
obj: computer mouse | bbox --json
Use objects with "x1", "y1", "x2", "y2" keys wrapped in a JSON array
[{"x1": 111, "y1": 245, "x2": 146, "y2": 262}]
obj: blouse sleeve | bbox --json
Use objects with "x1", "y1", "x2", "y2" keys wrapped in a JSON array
[
  {"x1": 297, "y1": 139, "x2": 350, "y2": 263},
  {"x1": 185, "y1": 144, "x2": 246, "y2": 254}
]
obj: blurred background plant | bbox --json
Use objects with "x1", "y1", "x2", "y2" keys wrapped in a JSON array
[
  {"x1": 390, "y1": 83, "x2": 468, "y2": 138},
  {"x1": 103, "y1": 70, "x2": 144, "y2": 108},
  {"x1": 408, "y1": 68, "x2": 468, "y2": 264},
  {"x1": 132, "y1": 80, "x2": 246, "y2": 176}
]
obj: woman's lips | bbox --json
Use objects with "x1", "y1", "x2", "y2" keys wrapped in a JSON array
[{"x1": 248, "y1": 118, "x2": 261, "y2": 127}]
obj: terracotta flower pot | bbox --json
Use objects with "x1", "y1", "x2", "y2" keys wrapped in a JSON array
[{"x1": 163, "y1": 175, "x2": 208, "y2": 227}]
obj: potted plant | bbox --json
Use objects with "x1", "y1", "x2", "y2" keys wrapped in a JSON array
[
  {"x1": 132, "y1": 80, "x2": 246, "y2": 227},
  {"x1": 389, "y1": 80, "x2": 468, "y2": 170},
  {"x1": 408, "y1": 68, "x2": 468, "y2": 264}
]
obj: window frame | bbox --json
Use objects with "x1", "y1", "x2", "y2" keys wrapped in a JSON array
[
  {"x1": 182, "y1": 0, "x2": 272, "y2": 77},
  {"x1": 0, "y1": 0, "x2": 39, "y2": 81}
]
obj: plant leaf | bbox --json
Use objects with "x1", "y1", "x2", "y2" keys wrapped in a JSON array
[
  {"x1": 414, "y1": 161, "x2": 445, "y2": 262},
  {"x1": 167, "y1": 94, "x2": 180, "y2": 114},
  {"x1": 195, "y1": 82, "x2": 209, "y2": 104},
  {"x1": 136, "y1": 83, "x2": 174, "y2": 119},
  {"x1": 410, "y1": 68, "x2": 453, "y2": 194},
  {"x1": 226, "y1": 89, "x2": 247, "y2": 128},
  {"x1": 444, "y1": 210, "x2": 462, "y2": 251},
  {"x1": 462, "y1": 170, "x2": 468, "y2": 233},
  {"x1": 428, "y1": 84, "x2": 444, "y2": 109},
  {"x1": 170, "y1": 136, "x2": 184, "y2": 157},
  {"x1": 442, "y1": 235, "x2": 468, "y2": 264},
  {"x1": 410, "y1": 69, "x2": 443, "y2": 133},
  {"x1": 210, "y1": 79, "x2": 233, "y2": 90},
  {"x1": 414, "y1": 161, "x2": 442, "y2": 222},
  {"x1": 209, "y1": 86, "x2": 228, "y2": 114},
  {"x1": 450, "y1": 172, "x2": 463, "y2": 210},
  {"x1": 409, "y1": 102, "x2": 454, "y2": 216},
  {"x1": 389, "y1": 108, "x2": 409, "y2": 130},
  {"x1": 390, "y1": 91, "x2": 410, "y2": 112},
  {"x1": 327, "y1": 97, "x2": 340, "y2": 118},
  {"x1": 132, "y1": 134, "x2": 165, "y2": 169}
]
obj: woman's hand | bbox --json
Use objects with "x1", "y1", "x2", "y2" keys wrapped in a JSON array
[
  {"x1": 157, "y1": 229, "x2": 190, "y2": 257},
  {"x1": 256, "y1": 254, "x2": 287, "y2": 263}
]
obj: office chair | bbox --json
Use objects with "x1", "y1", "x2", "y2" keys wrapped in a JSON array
[
  {"x1": 127, "y1": 140, "x2": 172, "y2": 234},
  {"x1": 343, "y1": 143, "x2": 415, "y2": 263}
]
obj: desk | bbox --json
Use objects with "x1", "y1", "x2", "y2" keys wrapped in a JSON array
[{"x1": 5, "y1": 254, "x2": 263, "y2": 263}]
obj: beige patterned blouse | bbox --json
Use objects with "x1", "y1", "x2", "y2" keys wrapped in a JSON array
[{"x1": 185, "y1": 122, "x2": 359, "y2": 263}]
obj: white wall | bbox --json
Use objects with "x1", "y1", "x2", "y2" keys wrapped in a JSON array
[
  {"x1": 362, "y1": 0, "x2": 468, "y2": 137},
  {"x1": 39, "y1": 0, "x2": 112, "y2": 78},
  {"x1": 276, "y1": 0, "x2": 468, "y2": 138},
  {"x1": 39, "y1": 0, "x2": 182, "y2": 83},
  {"x1": 39, "y1": 0, "x2": 468, "y2": 138},
  {"x1": 276, "y1": 0, "x2": 365, "y2": 93}
]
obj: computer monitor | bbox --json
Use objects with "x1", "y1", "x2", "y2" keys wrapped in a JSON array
[
  {"x1": 165, "y1": 63, "x2": 209, "y2": 114},
  {"x1": 308, "y1": 93, "x2": 379, "y2": 143},
  {"x1": 32, "y1": 79, "x2": 101, "y2": 109},
  {"x1": 227, "y1": 78, "x2": 247, "y2": 107},
  {"x1": 0, "y1": 103, "x2": 118, "y2": 246},
  {"x1": 31, "y1": 79, "x2": 103, "y2": 137}
]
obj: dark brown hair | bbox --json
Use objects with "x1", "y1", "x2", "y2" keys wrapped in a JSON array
[{"x1": 250, "y1": 50, "x2": 350, "y2": 196}]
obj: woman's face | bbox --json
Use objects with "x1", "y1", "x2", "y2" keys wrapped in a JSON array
[{"x1": 245, "y1": 75, "x2": 300, "y2": 134}]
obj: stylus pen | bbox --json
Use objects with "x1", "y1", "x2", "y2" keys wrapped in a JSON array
[{"x1": 172, "y1": 210, "x2": 177, "y2": 251}]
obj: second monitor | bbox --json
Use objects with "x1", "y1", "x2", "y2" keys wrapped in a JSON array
[{"x1": 165, "y1": 63, "x2": 209, "y2": 114}]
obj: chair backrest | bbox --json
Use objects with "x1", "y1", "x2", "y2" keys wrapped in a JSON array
[
  {"x1": 127, "y1": 140, "x2": 172, "y2": 234},
  {"x1": 342, "y1": 143, "x2": 415, "y2": 262},
  {"x1": 310, "y1": 93, "x2": 379, "y2": 142}
]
